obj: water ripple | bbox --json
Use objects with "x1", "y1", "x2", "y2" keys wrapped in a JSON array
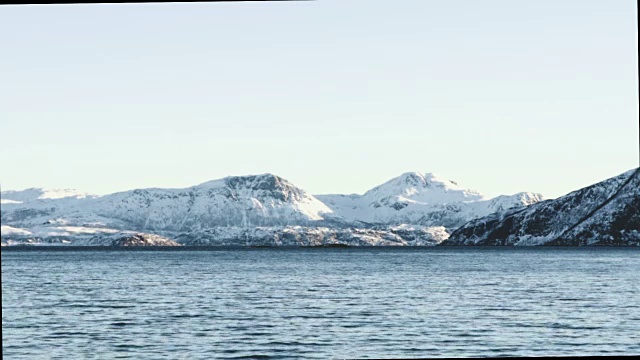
[{"x1": 3, "y1": 247, "x2": 640, "y2": 359}]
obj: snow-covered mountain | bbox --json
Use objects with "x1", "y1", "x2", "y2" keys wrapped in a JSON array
[
  {"x1": 1, "y1": 188, "x2": 95, "y2": 204},
  {"x1": 0, "y1": 225, "x2": 179, "y2": 246},
  {"x1": 316, "y1": 172, "x2": 544, "y2": 228},
  {"x1": 1, "y1": 174, "x2": 336, "y2": 231},
  {"x1": 1, "y1": 172, "x2": 540, "y2": 232},
  {"x1": 4, "y1": 169, "x2": 635, "y2": 247},
  {"x1": 442, "y1": 168, "x2": 640, "y2": 246},
  {"x1": 1, "y1": 223, "x2": 448, "y2": 247},
  {"x1": 174, "y1": 225, "x2": 449, "y2": 247},
  {"x1": 89, "y1": 174, "x2": 340, "y2": 231},
  {"x1": 1, "y1": 172, "x2": 543, "y2": 246}
]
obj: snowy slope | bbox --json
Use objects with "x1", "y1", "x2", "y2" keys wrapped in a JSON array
[
  {"x1": 88, "y1": 174, "x2": 336, "y2": 231},
  {"x1": 1, "y1": 174, "x2": 335, "y2": 231},
  {"x1": 1, "y1": 188, "x2": 96, "y2": 203},
  {"x1": 0, "y1": 224, "x2": 179, "y2": 246},
  {"x1": 174, "y1": 225, "x2": 449, "y2": 247},
  {"x1": 442, "y1": 168, "x2": 640, "y2": 246},
  {"x1": 1, "y1": 223, "x2": 448, "y2": 247},
  {"x1": 1, "y1": 199, "x2": 22, "y2": 205},
  {"x1": 317, "y1": 172, "x2": 544, "y2": 228},
  {"x1": 3, "y1": 172, "x2": 540, "y2": 232},
  {"x1": 1, "y1": 171, "x2": 543, "y2": 246},
  {"x1": 1, "y1": 225, "x2": 33, "y2": 236}
]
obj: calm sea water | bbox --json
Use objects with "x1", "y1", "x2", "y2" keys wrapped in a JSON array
[{"x1": 2, "y1": 247, "x2": 640, "y2": 359}]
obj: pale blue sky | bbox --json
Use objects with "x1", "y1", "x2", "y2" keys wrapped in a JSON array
[{"x1": 1, "y1": 0, "x2": 637, "y2": 199}]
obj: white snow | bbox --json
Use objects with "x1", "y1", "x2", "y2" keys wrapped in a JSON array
[
  {"x1": 1, "y1": 188, "x2": 96, "y2": 202},
  {"x1": 1, "y1": 171, "x2": 544, "y2": 246},
  {"x1": 317, "y1": 172, "x2": 544, "y2": 228},
  {"x1": 1, "y1": 225, "x2": 33, "y2": 236},
  {"x1": 1, "y1": 199, "x2": 22, "y2": 204}
]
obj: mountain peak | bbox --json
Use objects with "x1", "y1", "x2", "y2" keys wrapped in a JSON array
[
  {"x1": 393, "y1": 172, "x2": 463, "y2": 188},
  {"x1": 397, "y1": 172, "x2": 428, "y2": 186},
  {"x1": 192, "y1": 173, "x2": 314, "y2": 205},
  {"x1": 364, "y1": 171, "x2": 483, "y2": 201},
  {"x1": 223, "y1": 173, "x2": 298, "y2": 193},
  {"x1": 2, "y1": 169, "x2": 550, "y2": 237}
]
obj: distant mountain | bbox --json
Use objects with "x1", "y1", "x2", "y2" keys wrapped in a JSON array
[
  {"x1": 0, "y1": 225, "x2": 179, "y2": 247},
  {"x1": 1, "y1": 171, "x2": 543, "y2": 246},
  {"x1": 174, "y1": 225, "x2": 450, "y2": 247},
  {"x1": 1, "y1": 174, "x2": 336, "y2": 232},
  {"x1": 442, "y1": 168, "x2": 640, "y2": 246},
  {"x1": 1, "y1": 172, "x2": 541, "y2": 231},
  {"x1": 5, "y1": 168, "x2": 636, "y2": 247},
  {"x1": 1, "y1": 188, "x2": 95, "y2": 203},
  {"x1": 316, "y1": 172, "x2": 544, "y2": 229},
  {"x1": 0, "y1": 223, "x2": 448, "y2": 247}
]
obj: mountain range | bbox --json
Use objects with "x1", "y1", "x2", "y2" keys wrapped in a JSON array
[{"x1": 1, "y1": 169, "x2": 638, "y2": 246}]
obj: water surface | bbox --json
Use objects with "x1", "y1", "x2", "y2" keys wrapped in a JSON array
[{"x1": 3, "y1": 247, "x2": 640, "y2": 359}]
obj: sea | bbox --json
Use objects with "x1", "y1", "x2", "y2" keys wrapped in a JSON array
[{"x1": 2, "y1": 247, "x2": 639, "y2": 359}]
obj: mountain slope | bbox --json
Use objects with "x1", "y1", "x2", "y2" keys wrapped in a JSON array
[
  {"x1": 1, "y1": 172, "x2": 541, "y2": 232},
  {"x1": 1, "y1": 171, "x2": 544, "y2": 246},
  {"x1": 1, "y1": 188, "x2": 95, "y2": 203},
  {"x1": 442, "y1": 168, "x2": 640, "y2": 246},
  {"x1": 317, "y1": 172, "x2": 544, "y2": 228},
  {"x1": 1, "y1": 174, "x2": 335, "y2": 232},
  {"x1": 174, "y1": 225, "x2": 449, "y2": 247},
  {"x1": 0, "y1": 225, "x2": 180, "y2": 247}
]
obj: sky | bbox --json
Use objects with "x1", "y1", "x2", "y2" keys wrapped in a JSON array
[{"x1": 0, "y1": 0, "x2": 638, "y2": 199}]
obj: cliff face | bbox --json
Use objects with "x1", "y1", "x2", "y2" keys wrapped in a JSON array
[{"x1": 442, "y1": 168, "x2": 640, "y2": 246}]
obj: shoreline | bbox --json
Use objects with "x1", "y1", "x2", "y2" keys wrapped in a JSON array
[{"x1": 2, "y1": 245, "x2": 639, "y2": 251}]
